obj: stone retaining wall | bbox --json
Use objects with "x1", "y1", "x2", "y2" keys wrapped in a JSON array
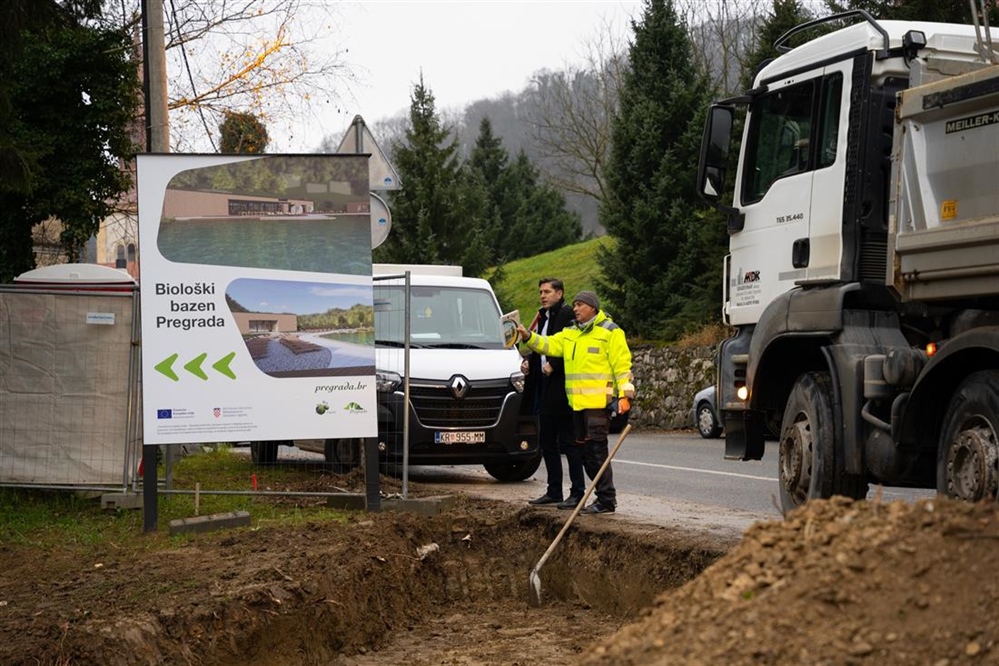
[{"x1": 627, "y1": 344, "x2": 715, "y2": 431}]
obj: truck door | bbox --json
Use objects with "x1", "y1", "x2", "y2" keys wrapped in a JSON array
[{"x1": 727, "y1": 62, "x2": 849, "y2": 327}]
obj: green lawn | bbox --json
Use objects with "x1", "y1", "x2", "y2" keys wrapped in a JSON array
[
  {"x1": 487, "y1": 236, "x2": 614, "y2": 319},
  {"x1": 0, "y1": 446, "x2": 348, "y2": 550}
]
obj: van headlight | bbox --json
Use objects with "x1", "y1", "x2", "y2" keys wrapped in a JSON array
[
  {"x1": 510, "y1": 372, "x2": 525, "y2": 393},
  {"x1": 375, "y1": 370, "x2": 402, "y2": 393}
]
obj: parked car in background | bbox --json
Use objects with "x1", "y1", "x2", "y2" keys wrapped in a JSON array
[{"x1": 691, "y1": 385, "x2": 722, "y2": 439}]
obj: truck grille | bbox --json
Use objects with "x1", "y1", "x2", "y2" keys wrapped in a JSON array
[{"x1": 409, "y1": 379, "x2": 510, "y2": 428}]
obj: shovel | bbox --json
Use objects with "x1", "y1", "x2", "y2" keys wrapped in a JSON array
[{"x1": 528, "y1": 423, "x2": 632, "y2": 607}]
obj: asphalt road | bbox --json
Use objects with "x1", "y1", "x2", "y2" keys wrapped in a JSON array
[
  {"x1": 258, "y1": 430, "x2": 934, "y2": 543},
  {"x1": 610, "y1": 431, "x2": 932, "y2": 512},
  {"x1": 403, "y1": 430, "x2": 935, "y2": 542}
]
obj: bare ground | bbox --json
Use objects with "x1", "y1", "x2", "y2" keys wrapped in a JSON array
[{"x1": 0, "y1": 468, "x2": 996, "y2": 665}]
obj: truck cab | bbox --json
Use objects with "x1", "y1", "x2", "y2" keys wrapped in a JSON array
[{"x1": 698, "y1": 11, "x2": 999, "y2": 512}]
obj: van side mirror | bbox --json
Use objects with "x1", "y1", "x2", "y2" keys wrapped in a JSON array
[{"x1": 697, "y1": 105, "x2": 734, "y2": 202}]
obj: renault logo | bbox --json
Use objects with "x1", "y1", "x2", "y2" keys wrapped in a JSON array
[{"x1": 449, "y1": 374, "x2": 469, "y2": 400}]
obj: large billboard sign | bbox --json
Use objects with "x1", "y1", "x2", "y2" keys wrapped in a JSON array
[{"x1": 138, "y1": 154, "x2": 377, "y2": 445}]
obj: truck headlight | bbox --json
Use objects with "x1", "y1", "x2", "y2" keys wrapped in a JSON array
[
  {"x1": 510, "y1": 372, "x2": 525, "y2": 393},
  {"x1": 375, "y1": 370, "x2": 402, "y2": 393}
]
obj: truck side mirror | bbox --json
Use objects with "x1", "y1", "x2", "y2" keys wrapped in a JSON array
[{"x1": 697, "y1": 105, "x2": 734, "y2": 202}]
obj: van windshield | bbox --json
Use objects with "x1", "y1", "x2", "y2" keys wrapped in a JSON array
[{"x1": 373, "y1": 285, "x2": 506, "y2": 350}]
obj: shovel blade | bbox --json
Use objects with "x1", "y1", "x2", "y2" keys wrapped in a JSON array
[{"x1": 528, "y1": 567, "x2": 543, "y2": 607}]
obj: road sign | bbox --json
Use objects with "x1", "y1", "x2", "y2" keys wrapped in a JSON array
[
  {"x1": 370, "y1": 192, "x2": 391, "y2": 249},
  {"x1": 336, "y1": 114, "x2": 401, "y2": 191}
]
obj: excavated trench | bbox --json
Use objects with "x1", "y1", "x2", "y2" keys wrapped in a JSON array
[
  {"x1": 210, "y1": 506, "x2": 729, "y2": 665},
  {"x1": 17, "y1": 500, "x2": 732, "y2": 666}
]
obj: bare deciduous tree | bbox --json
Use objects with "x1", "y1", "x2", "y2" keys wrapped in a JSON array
[
  {"x1": 106, "y1": 1, "x2": 356, "y2": 151},
  {"x1": 678, "y1": 0, "x2": 770, "y2": 96},
  {"x1": 524, "y1": 17, "x2": 629, "y2": 205}
]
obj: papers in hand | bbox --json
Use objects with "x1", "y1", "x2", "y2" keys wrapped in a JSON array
[{"x1": 500, "y1": 310, "x2": 521, "y2": 348}]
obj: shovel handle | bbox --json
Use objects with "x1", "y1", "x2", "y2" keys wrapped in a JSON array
[{"x1": 531, "y1": 423, "x2": 632, "y2": 574}]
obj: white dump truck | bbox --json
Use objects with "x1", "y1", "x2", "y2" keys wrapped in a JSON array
[{"x1": 696, "y1": 10, "x2": 999, "y2": 512}]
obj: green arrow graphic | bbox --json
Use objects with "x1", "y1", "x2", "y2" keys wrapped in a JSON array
[
  {"x1": 155, "y1": 353, "x2": 179, "y2": 381},
  {"x1": 184, "y1": 352, "x2": 208, "y2": 380},
  {"x1": 213, "y1": 352, "x2": 236, "y2": 380}
]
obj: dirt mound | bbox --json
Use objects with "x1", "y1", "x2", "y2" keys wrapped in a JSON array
[{"x1": 584, "y1": 495, "x2": 999, "y2": 665}]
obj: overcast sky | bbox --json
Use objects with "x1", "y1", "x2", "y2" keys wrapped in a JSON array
[{"x1": 280, "y1": 0, "x2": 641, "y2": 151}]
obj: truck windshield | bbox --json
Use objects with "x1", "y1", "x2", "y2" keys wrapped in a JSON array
[{"x1": 373, "y1": 285, "x2": 506, "y2": 350}]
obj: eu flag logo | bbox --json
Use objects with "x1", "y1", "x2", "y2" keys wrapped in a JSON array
[{"x1": 157, "y1": 409, "x2": 173, "y2": 419}]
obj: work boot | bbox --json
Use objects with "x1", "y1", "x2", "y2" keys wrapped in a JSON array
[
  {"x1": 579, "y1": 501, "x2": 615, "y2": 514},
  {"x1": 557, "y1": 496, "x2": 583, "y2": 510},
  {"x1": 528, "y1": 494, "x2": 561, "y2": 505}
]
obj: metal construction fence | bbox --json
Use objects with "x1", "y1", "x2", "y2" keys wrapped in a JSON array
[{"x1": 0, "y1": 282, "x2": 142, "y2": 492}]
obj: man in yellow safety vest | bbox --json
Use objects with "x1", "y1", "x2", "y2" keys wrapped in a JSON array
[{"x1": 516, "y1": 291, "x2": 635, "y2": 514}]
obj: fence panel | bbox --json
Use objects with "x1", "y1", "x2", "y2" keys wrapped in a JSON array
[{"x1": 0, "y1": 287, "x2": 140, "y2": 488}]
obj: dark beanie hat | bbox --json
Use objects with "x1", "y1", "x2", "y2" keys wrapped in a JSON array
[{"x1": 572, "y1": 291, "x2": 600, "y2": 310}]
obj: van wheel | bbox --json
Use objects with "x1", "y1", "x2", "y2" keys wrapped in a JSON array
[
  {"x1": 324, "y1": 438, "x2": 362, "y2": 473},
  {"x1": 484, "y1": 454, "x2": 542, "y2": 482},
  {"x1": 937, "y1": 370, "x2": 999, "y2": 501},
  {"x1": 250, "y1": 440, "x2": 281, "y2": 465}
]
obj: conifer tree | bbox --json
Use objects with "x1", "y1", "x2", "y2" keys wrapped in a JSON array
[
  {"x1": 598, "y1": 0, "x2": 719, "y2": 340},
  {"x1": 504, "y1": 151, "x2": 582, "y2": 257},
  {"x1": 466, "y1": 118, "x2": 581, "y2": 264},
  {"x1": 741, "y1": 1, "x2": 816, "y2": 92},
  {"x1": 375, "y1": 76, "x2": 491, "y2": 275},
  {"x1": 825, "y1": 0, "x2": 998, "y2": 24}
]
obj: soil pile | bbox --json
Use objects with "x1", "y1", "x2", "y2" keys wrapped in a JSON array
[{"x1": 585, "y1": 495, "x2": 999, "y2": 665}]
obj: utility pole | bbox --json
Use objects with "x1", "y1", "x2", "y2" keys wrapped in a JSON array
[
  {"x1": 140, "y1": 0, "x2": 169, "y2": 532},
  {"x1": 140, "y1": 0, "x2": 170, "y2": 152}
]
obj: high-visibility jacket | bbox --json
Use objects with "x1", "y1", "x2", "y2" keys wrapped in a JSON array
[{"x1": 522, "y1": 309, "x2": 635, "y2": 411}]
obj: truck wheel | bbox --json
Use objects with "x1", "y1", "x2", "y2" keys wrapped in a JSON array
[
  {"x1": 324, "y1": 438, "x2": 362, "y2": 473},
  {"x1": 778, "y1": 372, "x2": 866, "y2": 514},
  {"x1": 484, "y1": 454, "x2": 542, "y2": 483},
  {"x1": 937, "y1": 370, "x2": 999, "y2": 502},
  {"x1": 250, "y1": 440, "x2": 281, "y2": 465}
]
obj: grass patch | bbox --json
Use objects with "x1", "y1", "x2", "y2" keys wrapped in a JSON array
[
  {"x1": 486, "y1": 236, "x2": 614, "y2": 318},
  {"x1": 0, "y1": 446, "x2": 350, "y2": 552}
]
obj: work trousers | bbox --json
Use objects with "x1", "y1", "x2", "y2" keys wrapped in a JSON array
[
  {"x1": 540, "y1": 410, "x2": 585, "y2": 500},
  {"x1": 573, "y1": 408, "x2": 615, "y2": 508}
]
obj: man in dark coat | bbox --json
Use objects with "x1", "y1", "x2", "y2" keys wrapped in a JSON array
[{"x1": 521, "y1": 278, "x2": 585, "y2": 508}]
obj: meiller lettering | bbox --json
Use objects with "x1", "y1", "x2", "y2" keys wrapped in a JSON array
[
  {"x1": 945, "y1": 111, "x2": 999, "y2": 134},
  {"x1": 155, "y1": 282, "x2": 216, "y2": 296},
  {"x1": 155, "y1": 316, "x2": 226, "y2": 330}
]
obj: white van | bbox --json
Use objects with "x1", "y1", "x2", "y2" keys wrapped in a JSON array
[{"x1": 251, "y1": 266, "x2": 541, "y2": 482}]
